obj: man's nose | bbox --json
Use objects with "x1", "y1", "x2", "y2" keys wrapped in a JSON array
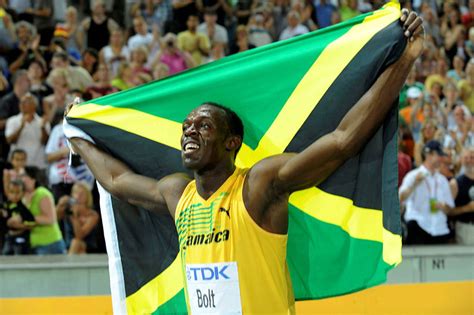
[{"x1": 184, "y1": 124, "x2": 197, "y2": 136}]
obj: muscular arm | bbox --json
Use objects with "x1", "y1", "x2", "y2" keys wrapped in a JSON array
[{"x1": 70, "y1": 138, "x2": 190, "y2": 217}]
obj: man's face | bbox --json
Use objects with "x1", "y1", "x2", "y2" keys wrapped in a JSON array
[
  {"x1": 181, "y1": 105, "x2": 230, "y2": 170},
  {"x1": 19, "y1": 96, "x2": 36, "y2": 115},
  {"x1": 462, "y1": 150, "x2": 474, "y2": 169},
  {"x1": 427, "y1": 152, "x2": 441, "y2": 169},
  {"x1": 204, "y1": 13, "x2": 217, "y2": 25},
  {"x1": 17, "y1": 26, "x2": 31, "y2": 44},
  {"x1": 187, "y1": 16, "x2": 199, "y2": 31},
  {"x1": 51, "y1": 57, "x2": 67, "y2": 69},
  {"x1": 15, "y1": 74, "x2": 31, "y2": 93},
  {"x1": 133, "y1": 18, "x2": 147, "y2": 35}
]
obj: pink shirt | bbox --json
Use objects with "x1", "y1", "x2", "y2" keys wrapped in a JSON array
[{"x1": 160, "y1": 53, "x2": 188, "y2": 75}]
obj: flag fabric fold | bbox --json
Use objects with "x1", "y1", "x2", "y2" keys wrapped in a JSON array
[{"x1": 65, "y1": 3, "x2": 404, "y2": 314}]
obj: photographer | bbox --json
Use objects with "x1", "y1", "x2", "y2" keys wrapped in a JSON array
[
  {"x1": 150, "y1": 32, "x2": 194, "y2": 76},
  {"x1": 56, "y1": 182, "x2": 99, "y2": 254}
]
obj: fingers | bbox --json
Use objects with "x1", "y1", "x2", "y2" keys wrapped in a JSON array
[
  {"x1": 406, "y1": 16, "x2": 424, "y2": 39},
  {"x1": 403, "y1": 11, "x2": 418, "y2": 35},
  {"x1": 400, "y1": 8, "x2": 409, "y2": 22}
]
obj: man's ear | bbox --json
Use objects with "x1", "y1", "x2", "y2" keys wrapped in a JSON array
[{"x1": 225, "y1": 135, "x2": 242, "y2": 152}]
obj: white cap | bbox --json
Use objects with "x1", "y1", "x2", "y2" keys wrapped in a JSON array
[{"x1": 407, "y1": 87, "x2": 422, "y2": 99}]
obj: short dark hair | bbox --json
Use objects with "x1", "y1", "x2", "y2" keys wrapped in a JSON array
[
  {"x1": 200, "y1": 102, "x2": 244, "y2": 155},
  {"x1": 24, "y1": 166, "x2": 45, "y2": 188},
  {"x1": 53, "y1": 51, "x2": 69, "y2": 63},
  {"x1": 11, "y1": 148, "x2": 27, "y2": 159}
]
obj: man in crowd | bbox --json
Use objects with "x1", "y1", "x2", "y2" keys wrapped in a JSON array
[
  {"x1": 68, "y1": 10, "x2": 424, "y2": 314},
  {"x1": 400, "y1": 140, "x2": 455, "y2": 244},
  {"x1": 177, "y1": 14, "x2": 210, "y2": 66}
]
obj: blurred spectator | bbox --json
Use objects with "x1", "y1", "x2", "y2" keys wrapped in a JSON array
[
  {"x1": 339, "y1": 0, "x2": 360, "y2": 22},
  {"x1": 196, "y1": 0, "x2": 231, "y2": 27},
  {"x1": 291, "y1": 0, "x2": 316, "y2": 32},
  {"x1": 21, "y1": 166, "x2": 66, "y2": 254},
  {"x1": 441, "y1": 83, "x2": 469, "y2": 130},
  {"x1": 177, "y1": 14, "x2": 210, "y2": 65},
  {"x1": 79, "y1": 0, "x2": 119, "y2": 52},
  {"x1": 141, "y1": 0, "x2": 173, "y2": 32},
  {"x1": 28, "y1": 59, "x2": 52, "y2": 108},
  {"x1": 0, "y1": 70, "x2": 30, "y2": 160},
  {"x1": 421, "y1": 4, "x2": 443, "y2": 47},
  {"x1": 0, "y1": 4, "x2": 18, "y2": 53},
  {"x1": 399, "y1": 67, "x2": 425, "y2": 109},
  {"x1": 3, "y1": 148, "x2": 26, "y2": 196},
  {"x1": 248, "y1": 12, "x2": 273, "y2": 47},
  {"x1": 7, "y1": 21, "x2": 45, "y2": 74},
  {"x1": 466, "y1": 27, "x2": 474, "y2": 59},
  {"x1": 55, "y1": 6, "x2": 83, "y2": 58},
  {"x1": 425, "y1": 57, "x2": 449, "y2": 93},
  {"x1": 171, "y1": 0, "x2": 198, "y2": 33},
  {"x1": 130, "y1": 45, "x2": 151, "y2": 76},
  {"x1": 444, "y1": 105, "x2": 472, "y2": 154},
  {"x1": 414, "y1": 119, "x2": 439, "y2": 167},
  {"x1": 99, "y1": 29, "x2": 130, "y2": 78},
  {"x1": 128, "y1": 16, "x2": 154, "y2": 50},
  {"x1": 398, "y1": 132, "x2": 412, "y2": 188},
  {"x1": 5, "y1": 93, "x2": 50, "y2": 169},
  {"x1": 151, "y1": 62, "x2": 170, "y2": 80},
  {"x1": 279, "y1": 10, "x2": 308, "y2": 41},
  {"x1": 315, "y1": 0, "x2": 337, "y2": 29},
  {"x1": 449, "y1": 147, "x2": 474, "y2": 245},
  {"x1": 400, "y1": 140, "x2": 454, "y2": 245},
  {"x1": 1, "y1": 179, "x2": 35, "y2": 255},
  {"x1": 81, "y1": 48, "x2": 99, "y2": 76},
  {"x1": 84, "y1": 63, "x2": 118, "y2": 100},
  {"x1": 150, "y1": 33, "x2": 194, "y2": 75},
  {"x1": 457, "y1": 59, "x2": 474, "y2": 113},
  {"x1": 197, "y1": 9, "x2": 228, "y2": 50},
  {"x1": 447, "y1": 55, "x2": 465, "y2": 83},
  {"x1": 230, "y1": 24, "x2": 255, "y2": 54},
  {"x1": 440, "y1": 3, "x2": 465, "y2": 64},
  {"x1": 43, "y1": 68, "x2": 74, "y2": 126},
  {"x1": 46, "y1": 123, "x2": 94, "y2": 201},
  {"x1": 234, "y1": 0, "x2": 256, "y2": 27},
  {"x1": 206, "y1": 42, "x2": 225, "y2": 63},
  {"x1": 57, "y1": 182, "x2": 99, "y2": 254},
  {"x1": 111, "y1": 61, "x2": 136, "y2": 90},
  {"x1": 26, "y1": 0, "x2": 54, "y2": 46},
  {"x1": 47, "y1": 51, "x2": 93, "y2": 92}
]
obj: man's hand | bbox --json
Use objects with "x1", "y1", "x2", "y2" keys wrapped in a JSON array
[{"x1": 400, "y1": 9, "x2": 424, "y2": 61}]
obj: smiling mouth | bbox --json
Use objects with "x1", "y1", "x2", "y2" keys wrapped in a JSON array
[{"x1": 183, "y1": 142, "x2": 200, "y2": 154}]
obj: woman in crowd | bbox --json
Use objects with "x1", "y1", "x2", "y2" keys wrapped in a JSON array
[
  {"x1": 81, "y1": 48, "x2": 99, "y2": 77},
  {"x1": 56, "y1": 182, "x2": 99, "y2": 254},
  {"x1": 111, "y1": 62, "x2": 136, "y2": 90},
  {"x1": 84, "y1": 63, "x2": 118, "y2": 100},
  {"x1": 99, "y1": 29, "x2": 130, "y2": 78},
  {"x1": 150, "y1": 33, "x2": 194, "y2": 76},
  {"x1": 28, "y1": 59, "x2": 52, "y2": 110},
  {"x1": 22, "y1": 166, "x2": 66, "y2": 255}
]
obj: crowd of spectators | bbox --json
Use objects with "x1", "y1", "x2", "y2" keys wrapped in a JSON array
[{"x1": 0, "y1": 0, "x2": 472, "y2": 256}]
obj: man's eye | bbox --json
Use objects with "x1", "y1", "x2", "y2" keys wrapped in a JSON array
[{"x1": 201, "y1": 123, "x2": 210, "y2": 129}]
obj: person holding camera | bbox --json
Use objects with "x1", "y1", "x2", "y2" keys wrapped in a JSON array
[
  {"x1": 150, "y1": 32, "x2": 195, "y2": 76},
  {"x1": 56, "y1": 182, "x2": 99, "y2": 254}
]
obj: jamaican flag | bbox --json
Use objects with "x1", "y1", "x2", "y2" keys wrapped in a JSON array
[{"x1": 65, "y1": 2, "x2": 405, "y2": 314}]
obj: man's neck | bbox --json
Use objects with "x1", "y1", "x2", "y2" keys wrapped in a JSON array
[
  {"x1": 194, "y1": 164, "x2": 235, "y2": 200},
  {"x1": 464, "y1": 169, "x2": 474, "y2": 180}
]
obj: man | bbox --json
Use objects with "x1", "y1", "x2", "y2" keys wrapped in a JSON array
[
  {"x1": 7, "y1": 21, "x2": 46, "y2": 74},
  {"x1": 279, "y1": 10, "x2": 309, "y2": 41},
  {"x1": 177, "y1": 14, "x2": 211, "y2": 66},
  {"x1": 5, "y1": 93, "x2": 50, "y2": 169},
  {"x1": 127, "y1": 16, "x2": 154, "y2": 51},
  {"x1": 399, "y1": 140, "x2": 454, "y2": 244},
  {"x1": 0, "y1": 70, "x2": 30, "y2": 160},
  {"x1": 69, "y1": 10, "x2": 423, "y2": 314},
  {"x1": 449, "y1": 147, "x2": 474, "y2": 245},
  {"x1": 197, "y1": 9, "x2": 228, "y2": 49}
]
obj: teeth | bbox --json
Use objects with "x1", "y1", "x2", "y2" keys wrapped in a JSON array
[{"x1": 184, "y1": 143, "x2": 199, "y2": 152}]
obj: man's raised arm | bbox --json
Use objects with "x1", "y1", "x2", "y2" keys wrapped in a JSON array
[
  {"x1": 69, "y1": 138, "x2": 190, "y2": 218},
  {"x1": 271, "y1": 10, "x2": 424, "y2": 193}
]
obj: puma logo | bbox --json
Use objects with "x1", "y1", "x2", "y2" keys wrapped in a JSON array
[{"x1": 219, "y1": 207, "x2": 230, "y2": 218}]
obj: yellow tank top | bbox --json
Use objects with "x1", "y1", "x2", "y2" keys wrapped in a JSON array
[{"x1": 175, "y1": 168, "x2": 295, "y2": 315}]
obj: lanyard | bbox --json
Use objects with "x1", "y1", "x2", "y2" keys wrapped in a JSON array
[{"x1": 424, "y1": 174, "x2": 437, "y2": 199}]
